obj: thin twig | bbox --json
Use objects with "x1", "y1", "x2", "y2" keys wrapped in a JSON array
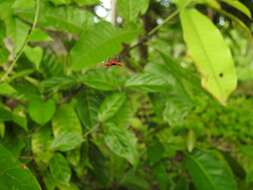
[
  {"x1": 111, "y1": 0, "x2": 117, "y2": 25},
  {"x1": 128, "y1": 10, "x2": 179, "y2": 51},
  {"x1": 0, "y1": 0, "x2": 40, "y2": 82}
]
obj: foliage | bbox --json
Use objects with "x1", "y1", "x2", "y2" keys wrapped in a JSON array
[{"x1": 0, "y1": 0, "x2": 253, "y2": 189}]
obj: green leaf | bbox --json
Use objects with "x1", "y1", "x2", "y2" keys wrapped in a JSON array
[
  {"x1": 73, "y1": 0, "x2": 99, "y2": 6},
  {"x1": 185, "y1": 150, "x2": 237, "y2": 190},
  {"x1": 32, "y1": 127, "x2": 53, "y2": 166},
  {"x1": 221, "y1": 0, "x2": 251, "y2": 18},
  {"x1": 0, "y1": 105, "x2": 12, "y2": 122},
  {"x1": 24, "y1": 46, "x2": 43, "y2": 69},
  {"x1": 117, "y1": 0, "x2": 150, "y2": 23},
  {"x1": 80, "y1": 67, "x2": 126, "y2": 91},
  {"x1": 75, "y1": 89, "x2": 101, "y2": 129},
  {"x1": 104, "y1": 123, "x2": 138, "y2": 165},
  {"x1": 180, "y1": 8, "x2": 237, "y2": 105},
  {"x1": 125, "y1": 73, "x2": 170, "y2": 92},
  {"x1": 0, "y1": 144, "x2": 41, "y2": 190},
  {"x1": 70, "y1": 22, "x2": 139, "y2": 70},
  {"x1": 49, "y1": 153, "x2": 71, "y2": 185},
  {"x1": 28, "y1": 98, "x2": 56, "y2": 125},
  {"x1": 51, "y1": 104, "x2": 83, "y2": 152},
  {"x1": 12, "y1": 107, "x2": 28, "y2": 131},
  {"x1": 0, "y1": 83, "x2": 17, "y2": 96},
  {"x1": 175, "y1": 176, "x2": 189, "y2": 190},
  {"x1": 98, "y1": 93, "x2": 127, "y2": 122},
  {"x1": 18, "y1": 2, "x2": 93, "y2": 34}
]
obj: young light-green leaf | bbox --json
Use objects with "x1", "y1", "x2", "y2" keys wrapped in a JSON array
[{"x1": 180, "y1": 8, "x2": 237, "y2": 105}]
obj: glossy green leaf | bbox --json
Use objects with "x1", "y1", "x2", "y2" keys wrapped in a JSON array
[
  {"x1": 49, "y1": 153, "x2": 71, "y2": 185},
  {"x1": 70, "y1": 22, "x2": 139, "y2": 70},
  {"x1": 28, "y1": 98, "x2": 56, "y2": 125},
  {"x1": 104, "y1": 123, "x2": 138, "y2": 165},
  {"x1": 185, "y1": 150, "x2": 237, "y2": 190},
  {"x1": 80, "y1": 67, "x2": 126, "y2": 91},
  {"x1": 51, "y1": 104, "x2": 83, "y2": 151},
  {"x1": 125, "y1": 73, "x2": 170, "y2": 92},
  {"x1": 180, "y1": 8, "x2": 237, "y2": 105},
  {"x1": 98, "y1": 93, "x2": 127, "y2": 122},
  {"x1": 0, "y1": 144, "x2": 41, "y2": 190}
]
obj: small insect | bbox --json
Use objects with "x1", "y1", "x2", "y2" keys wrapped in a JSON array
[{"x1": 104, "y1": 59, "x2": 123, "y2": 67}]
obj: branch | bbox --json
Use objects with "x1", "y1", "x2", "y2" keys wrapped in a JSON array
[
  {"x1": 111, "y1": 0, "x2": 117, "y2": 25},
  {"x1": 0, "y1": 0, "x2": 41, "y2": 82},
  {"x1": 129, "y1": 10, "x2": 179, "y2": 51}
]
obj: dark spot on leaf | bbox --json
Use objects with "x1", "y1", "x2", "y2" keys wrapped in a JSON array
[{"x1": 219, "y1": 73, "x2": 223, "y2": 78}]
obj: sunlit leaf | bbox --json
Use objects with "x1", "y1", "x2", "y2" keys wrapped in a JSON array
[{"x1": 180, "y1": 8, "x2": 237, "y2": 105}]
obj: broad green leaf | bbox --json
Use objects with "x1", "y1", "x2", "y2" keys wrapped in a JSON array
[
  {"x1": 30, "y1": 28, "x2": 52, "y2": 42},
  {"x1": 0, "y1": 83, "x2": 17, "y2": 96},
  {"x1": 6, "y1": 18, "x2": 30, "y2": 53},
  {"x1": 24, "y1": 46, "x2": 43, "y2": 69},
  {"x1": 70, "y1": 22, "x2": 139, "y2": 70},
  {"x1": 49, "y1": 153, "x2": 71, "y2": 185},
  {"x1": 163, "y1": 98, "x2": 192, "y2": 126},
  {"x1": 0, "y1": 144, "x2": 41, "y2": 190},
  {"x1": 32, "y1": 127, "x2": 53, "y2": 166},
  {"x1": 109, "y1": 100, "x2": 133, "y2": 128},
  {"x1": 17, "y1": 2, "x2": 94, "y2": 34},
  {"x1": 51, "y1": 104, "x2": 83, "y2": 151},
  {"x1": 80, "y1": 67, "x2": 126, "y2": 91},
  {"x1": 12, "y1": 0, "x2": 34, "y2": 10},
  {"x1": 75, "y1": 89, "x2": 101, "y2": 129},
  {"x1": 221, "y1": 0, "x2": 251, "y2": 18},
  {"x1": 117, "y1": 0, "x2": 150, "y2": 23},
  {"x1": 28, "y1": 98, "x2": 56, "y2": 125},
  {"x1": 125, "y1": 73, "x2": 171, "y2": 92},
  {"x1": 104, "y1": 123, "x2": 138, "y2": 165},
  {"x1": 180, "y1": 9, "x2": 237, "y2": 105},
  {"x1": 98, "y1": 93, "x2": 127, "y2": 122},
  {"x1": 185, "y1": 150, "x2": 237, "y2": 190}
]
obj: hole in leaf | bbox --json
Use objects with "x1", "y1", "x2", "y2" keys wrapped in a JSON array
[{"x1": 219, "y1": 73, "x2": 223, "y2": 78}]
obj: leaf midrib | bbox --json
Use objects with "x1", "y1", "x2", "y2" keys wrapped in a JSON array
[
  {"x1": 187, "y1": 154, "x2": 217, "y2": 190},
  {"x1": 186, "y1": 10, "x2": 225, "y2": 99}
]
